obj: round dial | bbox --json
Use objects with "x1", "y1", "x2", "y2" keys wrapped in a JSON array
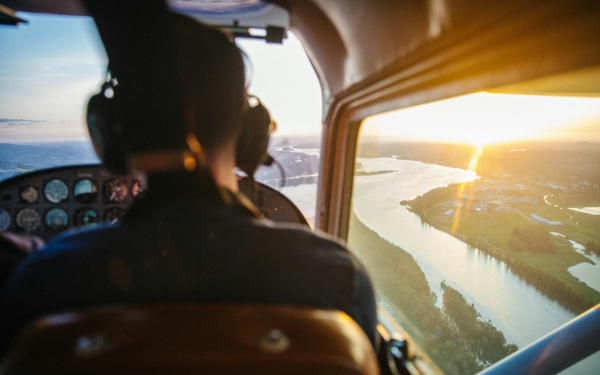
[
  {"x1": 20, "y1": 186, "x2": 39, "y2": 203},
  {"x1": 74, "y1": 208, "x2": 100, "y2": 228},
  {"x1": 45, "y1": 208, "x2": 69, "y2": 231},
  {"x1": 104, "y1": 207, "x2": 125, "y2": 223},
  {"x1": 16, "y1": 208, "x2": 41, "y2": 232},
  {"x1": 0, "y1": 209, "x2": 11, "y2": 231},
  {"x1": 131, "y1": 181, "x2": 146, "y2": 198},
  {"x1": 74, "y1": 179, "x2": 98, "y2": 204},
  {"x1": 44, "y1": 179, "x2": 69, "y2": 203},
  {"x1": 103, "y1": 179, "x2": 128, "y2": 203}
]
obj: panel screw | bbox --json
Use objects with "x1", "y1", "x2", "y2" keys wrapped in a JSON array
[
  {"x1": 74, "y1": 334, "x2": 111, "y2": 358},
  {"x1": 257, "y1": 329, "x2": 290, "y2": 353}
]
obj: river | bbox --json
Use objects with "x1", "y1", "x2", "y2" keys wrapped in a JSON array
[
  {"x1": 543, "y1": 197, "x2": 600, "y2": 293},
  {"x1": 568, "y1": 240, "x2": 600, "y2": 293},
  {"x1": 279, "y1": 156, "x2": 599, "y2": 374}
]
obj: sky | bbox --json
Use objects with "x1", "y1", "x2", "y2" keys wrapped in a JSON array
[
  {"x1": 362, "y1": 92, "x2": 600, "y2": 146},
  {"x1": 0, "y1": 13, "x2": 107, "y2": 143},
  {"x1": 0, "y1": 12, "x2": 323, "y2": 144},
  {"x1": 238, "y1": 35, "x2": 323, "y2": 136},
  {"x1": 2, "y1": 12, "x2": 600, "y2": 146}
]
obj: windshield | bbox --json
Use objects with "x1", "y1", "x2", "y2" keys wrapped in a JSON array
[
  {"x1": 236, "y1": 35, "x2": 322, "y2": 226},
  {"x1": 0, "y1": 13, "x2": 323, "y2": 226},
  {"x1": 0, "y1": 13, "x2": 105, "y2": 181}
]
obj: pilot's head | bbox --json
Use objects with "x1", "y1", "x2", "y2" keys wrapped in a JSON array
[
  {"x1": 88, "y1": 13, "x2": 272, "y2": 187},
  {"x1": 172, "y1": 13, "x2": 247, "y2": 159}
]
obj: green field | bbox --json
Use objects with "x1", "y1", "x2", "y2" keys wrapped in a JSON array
[{"x1": 424, "y1": 182, "x2": 600, "y2": 309}]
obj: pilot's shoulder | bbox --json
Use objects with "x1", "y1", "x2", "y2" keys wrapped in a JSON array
[
  {"x1": 252, "y1": 218, "x2": 351, "y2": 253},
  {"x1": 26, "y1": 222, "x2": 123, "y2": 263},
  {"x1": 2, "y1": 224, "x2": 122, "y2": 294}
]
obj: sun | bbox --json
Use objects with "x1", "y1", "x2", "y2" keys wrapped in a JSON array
[{"x1": 363, "y1": 92, "x2": 600, "y2": 146}]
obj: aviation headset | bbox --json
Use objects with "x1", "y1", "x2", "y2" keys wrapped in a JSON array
[{"x1": 86, "y1": 75, "x2": 276, "y2": 177}]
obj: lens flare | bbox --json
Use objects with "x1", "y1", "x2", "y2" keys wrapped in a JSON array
[{"x1": 451, "y1": 145, "x2": 482, "y2": 235}]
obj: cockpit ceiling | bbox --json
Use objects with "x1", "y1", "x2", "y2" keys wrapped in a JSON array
[
  {"x1": 6, "y1": 0, "x2": 600, "y2": 107},
  {"x1": 168, "y1": 1, "x2": 290, "y2": 30},
  {"x1": 4, "y1": 0, "x2": 289, "y2": 28},
  {"x1": 2, "y1": 0, "x2": 87, "y2": 16},
  {"x1": 282, "y1": 0, "x2": 600, "y2": 104}
]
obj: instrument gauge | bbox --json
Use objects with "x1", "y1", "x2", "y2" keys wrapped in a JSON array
[
  {"x1": 44, "y1": 179, "x2": 69, "y2": 203},
  {"x1": 74, "y1": 179, "x2": 98, "y2": 204},
  {"x1": 16, "y1": 208, "x2": 41, "y2": 232},
  {"x1": 131, "y1": 181, "x2": 146, "y2": 199},
  {"x1": 104, "y1": 207, "x2": 125, "y2": 223},
  {"x1": 0, "y1": 209, "x2": 11, "y2": 231},
  {"x1": 103, "y1": 179, "x2": 128, "y2": 203},
  {"x1": 45, "y1": 208, "x2": 69, "y2": 231},
  {"x1": 74, "y1": 208, "x2": 100, "y2": 228},
  {"x1": 20, "y1": 186, "x2": 39, "y2": 203}
]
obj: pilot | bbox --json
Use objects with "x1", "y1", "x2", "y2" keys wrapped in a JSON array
[{"x1": 0, "y1": 14, "x2": 376, "y2": 355}]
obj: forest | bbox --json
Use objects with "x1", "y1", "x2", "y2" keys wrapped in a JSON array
[
  {"x1": 509, "y1": 225, "x2": 557, "y2": 253},
  {"x1": 349, "y1": 212, "x2": 517, "y2": 375},
  {"x1": 400, "y1": 181, "x2": 595, "y2": 314},
  {"x1": 399, "y1": 182, "x2": 462, "y2": 215}
]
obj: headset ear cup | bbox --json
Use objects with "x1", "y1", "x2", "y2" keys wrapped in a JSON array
[
  {"x1": 86, "y1": 84, "x2": 128, "y2": 173},
  {"x1": 86, "y1": 93, "x2": 109, "y2": 160},
  {"x1": 236, "y1": 99, "x2": 275, "y2": 175}
]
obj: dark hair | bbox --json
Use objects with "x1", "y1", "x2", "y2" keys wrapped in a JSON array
[{"x1": 172, "y1": 13, "x2": 247, "y2": 153}]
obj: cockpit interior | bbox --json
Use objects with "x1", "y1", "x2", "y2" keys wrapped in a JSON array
[{"x1": 1, "y1": 1, "x2": 600, "y2": 374}]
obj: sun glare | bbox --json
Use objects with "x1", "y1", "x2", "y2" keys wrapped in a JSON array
[
  {"x1": 360, "y1": 91, "x2": 600, "y2": 237},
  {"x1": 365, "y1": 92, "x2": 600, "y2": 146}
]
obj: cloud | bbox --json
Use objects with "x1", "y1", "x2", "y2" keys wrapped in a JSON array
[
  {"x1": 60, "y1": 120, "x2": 76, "y2": 123},
  {"x1": 0, "y1": 118, "x2": 47, "y2": 127},
  {"x1": 0, "y1": 118, "x2": 32, "y2": 123}
]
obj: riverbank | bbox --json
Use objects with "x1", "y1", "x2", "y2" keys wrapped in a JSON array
[
  {"x1": 401, "y1": 181, "x2": 600, "y2": 314},
  {"x1": 348, "y1": 211, "x2": 517, "y2": 375},
  {"x1": 352, "y1": 157, "x2": 580, "y2": 348}
]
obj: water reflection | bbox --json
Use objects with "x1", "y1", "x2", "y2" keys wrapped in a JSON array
[{"x1": 351, "y1": 157, "x2": 575, "y2": 347}]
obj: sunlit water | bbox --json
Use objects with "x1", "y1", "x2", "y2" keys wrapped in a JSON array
[
  {"x1": 348, "y1": 158, "x2": 579, "y2": 348},
  {"x1": 280, "y1": 157, "x2": 599, "y2": 373},
  {"x1": 567, "y1": 240, "x2": 600, "y2": 293}
]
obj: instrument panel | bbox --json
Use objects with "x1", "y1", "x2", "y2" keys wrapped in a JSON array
[
  {"x1": 0, "y1": 165, "x2": 145, "y2": 240},
  {"x1": 0, "y1": 164, "x2": 308, "y2": 241}
]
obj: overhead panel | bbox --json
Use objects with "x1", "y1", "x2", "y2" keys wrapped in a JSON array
[
  {"x1": 0, "y1": 3, "x2": 27, "y2": 25},
  {"x1": 168, "y1": 0, "x2": 290, "y2": 43}
]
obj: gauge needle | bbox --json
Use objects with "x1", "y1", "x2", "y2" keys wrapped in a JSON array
[{"x1": 110, "y1": 191, "x2": 117, "y2": 200}]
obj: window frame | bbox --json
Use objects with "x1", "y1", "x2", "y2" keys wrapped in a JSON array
[{"x1": 314, "y1": 0, "x2": 600, "y2": 241}]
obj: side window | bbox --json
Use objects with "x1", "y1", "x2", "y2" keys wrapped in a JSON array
[
  {"x1": 348, "y1": 67, "x2": 600, "y2": 374},
  {"x1": 237, "y1": 33, "x2": 323, "y2": 227}
]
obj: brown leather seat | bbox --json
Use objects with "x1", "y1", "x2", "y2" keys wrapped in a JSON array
[{"x1": 0, "y1": 304, "x2": 379, "y2": 375}]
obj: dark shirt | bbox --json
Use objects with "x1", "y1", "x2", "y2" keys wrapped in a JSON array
[
  {"x1": 0, "y1": 241, "x2": 28, "y2": 292},
  {"x1": 0, "y1": 191, "x2": 376, "y2": 356}
]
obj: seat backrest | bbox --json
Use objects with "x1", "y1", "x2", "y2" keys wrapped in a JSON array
[{"x1": 0, "y1": 304, "x2": 379, "y2": 375}]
